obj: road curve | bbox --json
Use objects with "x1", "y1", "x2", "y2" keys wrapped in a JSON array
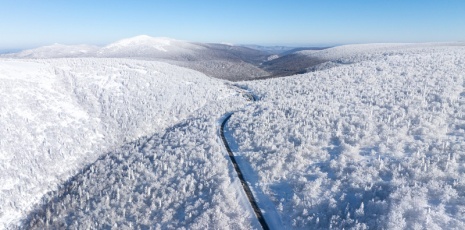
[{"x1": 220, "y1": 112, "x2": 270, "y2": 230}]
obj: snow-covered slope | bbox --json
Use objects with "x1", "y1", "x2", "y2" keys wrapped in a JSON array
[
  {"x1": 22, "y1": 88, "x2": 259, "y2": 229},
  {"x1": 3, "y1": 44, "x2": 100, "y2": 58},
  {"x1": 0, "y1": 58, "x2": 245, "y2": 228},
  {"x1": 302, "y1": 42, "x2": 465, "y2": 71},
  {"x1": 228, "y1": 43, "x2": 465, "y2": 229},
  {"x1": 298, "y1": 43, "x2": 457, "y2": 59},
  {"x1": 261, "y1": 43, "x2": 465, "y2": 77}
]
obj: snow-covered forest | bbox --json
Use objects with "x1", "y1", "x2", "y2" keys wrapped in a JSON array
[
  {"x1": 1, "y1": 40, "x2": 465, "y2": 229},
  {"x1": 228, "y1": 44, "x2": 465, "y2": 229},
  {"x1": 0, "y1": 58, "x2": 250, "y2": 228}
]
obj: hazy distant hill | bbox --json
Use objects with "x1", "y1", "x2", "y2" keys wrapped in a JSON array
[{"x1": 241, "y1": 45, "x2": 298, "y2": 55}]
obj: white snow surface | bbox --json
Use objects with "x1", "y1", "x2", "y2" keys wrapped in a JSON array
[
  {"x1": 229, "y1": 43, "x2": 465, "y2": 229},
  {"x1": 0, "y1": 58, "x2": 247, "y2": 228},
  {"x1": 105, "y1": 35, "x2": 173, "y2": 50},
  {"x1": 97, "y1": 35, "x2": 203, "y2": 58},
  {"x1": 6, "y1": 44, "x2": 100, "y2": 58}
]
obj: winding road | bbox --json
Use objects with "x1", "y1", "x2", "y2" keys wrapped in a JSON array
[{"x1": 219, "y1": 90, "x2": 270, "y2": 230}]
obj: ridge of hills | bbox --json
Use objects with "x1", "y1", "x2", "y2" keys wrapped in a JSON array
[{"x1": 2, "y1": 35, "x2": 330, "y2": 80}]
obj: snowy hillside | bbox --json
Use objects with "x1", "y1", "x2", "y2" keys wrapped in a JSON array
[
  {"x1": 228, "y1": 43, "x2": 465, "y2": 229},
  {"x1": 3, "y1": 44, "x2": 100, "y2": 58},
  {"x1": 261, "y1": 43, "x2": 465, "y2": 77},
  {"x1": 0, "y1": 58, "x2": 245, "y2": 228},
  {"x1": 22, "y1": 87, "x2": 259, "y2": 229},
  {"x1": 302, "y1": 43, "x2": 465, "y2": 71}
]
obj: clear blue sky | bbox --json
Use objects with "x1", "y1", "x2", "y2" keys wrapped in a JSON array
[{"x1": 1, "y1": 0, "x2": 464, "y2": 49}]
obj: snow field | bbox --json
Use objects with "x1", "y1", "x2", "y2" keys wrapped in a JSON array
[{"x1": 228, "y1": 45, "x2": 465, "y2": 229}]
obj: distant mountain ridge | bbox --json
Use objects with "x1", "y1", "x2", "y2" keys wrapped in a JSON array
[
  {"x1": 5, "y1": 35, "x2": 375, "y2": 79},
  {"x1": 2, "y1": 35, "x2": 271, "y2": 80},
  {"x1": 7, "y1": 37, "x2": 463, "y2": 81},
  {"x1": 3, "y1": 36, "x2": 203, "y2": 59}
]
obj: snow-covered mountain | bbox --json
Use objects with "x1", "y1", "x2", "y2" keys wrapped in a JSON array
[
  {"x1": 96, "y1": 35, "x2": 201, "y2": 59},
  {"x1": 2, "y1": 41, "x2": 465, "y2": 229},
  {"x1": 3, "y1": 35, "x2": 270, "y2": 81},
  {"x1": 5, "y1": 35, "x2": 358, "y2": 80}
]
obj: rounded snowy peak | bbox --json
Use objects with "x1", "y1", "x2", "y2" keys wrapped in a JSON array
[
  {"x1": 97, "y1": 35, "x2": 202, "y2": 58},
  {"x1": 102, "y1": 35, "x2": 188, "y2": 52},
  {"x1": 110, "y1": 35, "x2": 172, "y2": 45}
]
